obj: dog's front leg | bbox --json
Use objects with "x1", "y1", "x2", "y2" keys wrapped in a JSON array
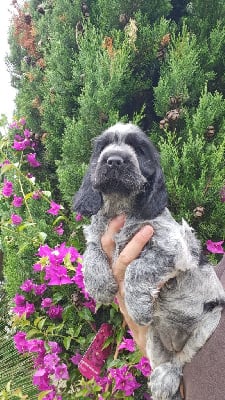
[
  {"x1": 83, "y1": 242, "x2": 118, "y2": 304},
  {"x1": 124, "y1": 251, "x2": 173, "y2": 325}
]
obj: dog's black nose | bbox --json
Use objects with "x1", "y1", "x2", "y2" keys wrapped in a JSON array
[{"x1": 107, "y1": 155, "x2": 124, "y2": 167}]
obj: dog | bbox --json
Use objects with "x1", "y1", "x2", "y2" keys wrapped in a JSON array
[{"x1": 73, "y1": 122, "x2": 225, "y2": 399}]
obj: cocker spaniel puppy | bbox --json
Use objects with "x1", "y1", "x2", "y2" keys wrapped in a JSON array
[{"x1": 73, "y1": 123, "x2": 225, "y2": 400}]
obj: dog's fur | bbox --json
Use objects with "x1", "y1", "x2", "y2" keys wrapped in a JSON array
[{"x1": 73, "y1": 123, "x2": 225, "y2": 400}]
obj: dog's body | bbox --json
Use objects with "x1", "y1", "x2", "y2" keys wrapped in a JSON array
[{"x1": 74, "y1": 123, "x2": 225, "y2": 400}]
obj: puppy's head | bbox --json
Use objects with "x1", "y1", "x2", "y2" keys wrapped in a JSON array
[{"x1": 73, "y1": 123, "x2": 167, "y2": 217}]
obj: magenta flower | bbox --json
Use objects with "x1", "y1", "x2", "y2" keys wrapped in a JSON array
[
  {"x1": 13, "y1": 301, "x2": 35, "y2": 318},
  {"x1": 33, "y1": 368, "x2": 51, "y2": 391},
  {"x1": 20, "y1": 279, "x2": 34, "y2": 292},
  {"x1": 13, "y1": 293, "x2": 26, "y2": 306},
  {"x1": 33, "y1": 283, "x2": 47, "y2": 296},
  {"x1": 75, "y1": 213, "x2": 83, "y2": 222},
  {"x1": 2, "y1": 180, "x2": 13, "y2": 197},
  {"x1": 54, "y1": 363, "x2": 69, "y2": 380},
  {"x1": 47, "y1": 305, "x2": 63, "y2": 319},
  {"x1": 12, "y1": 139, "x2": 31, "y2": 151},
  {"x1": 0, "y1": 159, "x2": 10, "y2": 168},
  {"x1": 109, "y1": 365, "x2": 141, "y2": 396},
  {"x1": 9, "y1": 121, "x2": 20, "y2": 129},
  {"x1": 32, "y1": 190, "x2": 42, "y2": 199},
  {"x1": 71, "y1": 352, "x2": 82, "y2": 365},
  {"x1": 47, "y1": 201, "x2": 62, "y2": 216},
  {"x1": 19, "y1": 117, "x2": 26, "y2": 126},
  {"x1": 14, "y1": 331, "x2": 28, "y2": 353},
  {"x1": 33, "y1": 262, "x2": 43, "y2": 272},
  {"x1": 11, "y1": 214, "x2": 23, "y2": 225},
  {"x1": 45, "y1": 264, "x2": 73, "y2": 285},
  {"x1": 72, "y1": 262, "x2": 88, "y2": 298},
  {"x1": 44, "y1": 353, "x2": 60, "y2": 371},
  {"x1": 83, "y1": 298, "x2": 96, "y2": 313},
  {"x1": 12, "y1": 195, "x2": 23, "y2": 207},
  {"x1": 134, "y1": 357, "x2": 152, "y2": 377},
  {"x1": 23, "y1": 128, "x2": 31, "y2": 137},
  {"x1": 27, "y1": 339, "x2": 46, "y2": 355},
  {"x1": 27, "y1": 153, "x2": 41, "y2": 167},
  {"x1": 206, "y1": 240, "x2": 225, "y2": 254},
  {"x1": 48, "y1": 341, "x2": 62, "y2": 354},
  {"x1": 119, "y1": 338, "x2": 136, "y2": 352},
  {"x1": 54, "y1": 223, "x2": 64, "y2": 236},
  {"x1": 41, "y1": 298, "x2": 53, "y2": 308}
]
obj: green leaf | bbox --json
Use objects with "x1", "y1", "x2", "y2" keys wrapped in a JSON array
[
  {"x1": 63, "y1": 336, "x2": 72, "y2": 350},
  {"x1": 38, "y1": 232, "x2": 47, "y2": 243},
  {"x1": 26, "y1": 328, "x2": 41, "y2": 339},
  {"x1": 53, "y1": 292, "x2": 64, "y2": 302},
  {"x1": 38, "y1": 391, "x2": 52, "y2": 400}
]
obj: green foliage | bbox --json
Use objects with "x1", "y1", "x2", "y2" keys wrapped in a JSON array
[{"x1": 154, "y1": 23, "x2": 208, "y2": 116}]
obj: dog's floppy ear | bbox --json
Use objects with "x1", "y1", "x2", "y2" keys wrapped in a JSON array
[
  {"x1": 73, "y1": 167, "x2": 102, "y2": 216},
  {"x1": 136, "y1": 163, "x2": 168, "y2": 219}
]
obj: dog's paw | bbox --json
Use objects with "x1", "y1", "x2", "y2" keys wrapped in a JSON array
[
  {"x1": 85, "y1": 278, "x2": 118, "y2": 305},
  {"x1": 149, "y1": 363, "x2": 182, "y2": 400}
]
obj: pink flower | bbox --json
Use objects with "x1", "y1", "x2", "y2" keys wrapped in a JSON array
[
  {"x1": 33, "y1": 283, "x2": 47, "y2": 296},
  {"x1": 54, "y1": 363, "x2": 69, "y2": 380},
  {"x1": 9, "y1": 121, "x2": 20, "y2": 129},
  {"x1": 41, "y1": 298, "x2": 53, "y2": 308},
  {"x1": 2, "y1": 180, "x2": 13, "y2": 197},
  {"x1": 14, "y1": 331, "x2": 28, "y2": 353},
  {"x1": 13, "y1": 293, "x2": 26, "y2": 306},
  {"x1": 11, "y1": 214, "x2": 23, "y2": 225},
  {"x1": 12, "y1": 139, "x2": 31, "y2": 151},
  {"x1": 71, "y1": 352, "x2": 82, "y2": 365},
  {"x1": 119, "y1": 338, "x2": 136, "y2": 352},
  {"x1": 32, "y1": 190, "x2": 42, "y2": 199},
  {"x1": 134, "y1": 357, "x2": 152, "y2": 377},
  {"x1": 54, "y1": 223, "x2": 64, "y2": 236},
  {"x1": 0, "y1": 159, "x2": 10, "y2": 168},
  {"x1": 13, "y1": 301, "x2": 35, "y2": 318},
  {"x1": 12, "y1": 195, "x2": 23, "y2": 207},
  {"x1": 20, "y1": 279, "x2": 34, "y2": 292},
  {"x1": 109, "y1": 365, "x2": 141, "y2": 396},
  {"x1": 45, "y1": 265, "x2": 73, "y2": 285},
  {"x1": 75, "y1": 213, "x2": 83, "y2": 222},
  {"x1": 33, "y1": 262, "x2": 43, "y2": 272},
  {"x1": 47, "y1": 305, "x2": 63, "y2": 319},
  {"x1": 27, "y1": 153, "x2": 41, "y2": 167},
  {"x1": 48, "y1": 341, "x2": 62, "y2": 354},
  {"x1": 33, "y1": 368, "x2": 51, "y2": 391},
  {"x1": 206, "y1": 240, "x2": 225, "y2": 254},
  {"x1": 19, "y1": 117, "x2": 26, "y2": 126},
  {"x1": 23, "y1": 128, "x2": 31, "y2": 137},
  {"x1": 83, "y1": 298, "x2": 96, "y2": 313},
  {"x1": 47, "y1": 201, "x2": 62, "y2": 216}
]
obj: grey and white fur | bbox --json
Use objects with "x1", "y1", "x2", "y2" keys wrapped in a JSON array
[{"x1": 73, "y1": 123, "x2": 225, "y2": 400}]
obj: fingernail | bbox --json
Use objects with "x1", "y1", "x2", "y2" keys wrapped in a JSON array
[{"x1": 140, "y1": 225, "x2": 153, "y2": 237}]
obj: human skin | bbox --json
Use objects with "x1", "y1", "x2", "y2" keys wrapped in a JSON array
[{"x1": 101, "y1": 214, "x2": 153, "y2": 356}]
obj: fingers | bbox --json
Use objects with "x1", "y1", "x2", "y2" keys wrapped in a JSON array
[
  {"x1": 101, "y1": 214, "x2": 125, "y2": 261},
  {"x1": 113, "y1": 225, "x2": 154, "y2": 283}
]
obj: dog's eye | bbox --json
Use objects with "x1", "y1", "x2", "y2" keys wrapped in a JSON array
[{"x1": 203, "y1": 300, "x2": 219, "y2": 312}]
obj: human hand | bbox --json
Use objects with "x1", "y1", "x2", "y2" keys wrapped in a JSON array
[{"x1": 101, "y1": 215, "x2": 154, "y2": 355}]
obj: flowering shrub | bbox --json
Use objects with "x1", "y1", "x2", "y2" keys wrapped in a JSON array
[{"x1": 0, "y1": 120, "x2": 152, "y2": 399}]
